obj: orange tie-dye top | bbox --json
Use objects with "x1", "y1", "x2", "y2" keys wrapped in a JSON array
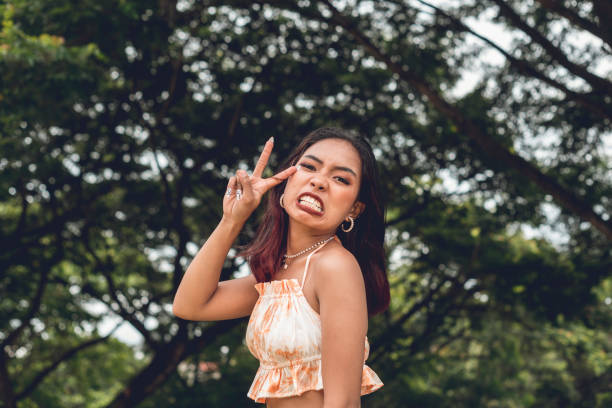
[{"x1": 245, "y1": 236, "x2": 384, "y2": 403}]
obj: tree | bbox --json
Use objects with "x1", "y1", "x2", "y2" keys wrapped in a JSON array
[{"x1": 1, "y1": 0, "x2": 610, "y2": 407}]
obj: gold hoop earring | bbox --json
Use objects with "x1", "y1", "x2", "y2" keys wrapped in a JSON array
[
  {"x1": 279, "y1": 194, "x2": 285, "y2": 208},
  {"x1": 341, "y1": 216, "x2": 354, "y2": 232}
]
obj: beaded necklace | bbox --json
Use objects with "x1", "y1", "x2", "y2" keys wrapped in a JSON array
[{"x1": 281, "y1": 235, "x2": 335, "y2": 269}]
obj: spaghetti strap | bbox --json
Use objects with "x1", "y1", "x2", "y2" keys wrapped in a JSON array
[{"x1": 300, "y1": 236, "x2": 337, "y2": 290}]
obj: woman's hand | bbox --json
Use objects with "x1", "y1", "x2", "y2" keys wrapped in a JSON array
[{"x1": 223, "y1": 137, "x2": 296, "y2": 224}]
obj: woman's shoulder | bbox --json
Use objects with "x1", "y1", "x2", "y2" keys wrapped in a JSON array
[{"x1": 312, "y1": 242, "x2": 364, "y2": 287}]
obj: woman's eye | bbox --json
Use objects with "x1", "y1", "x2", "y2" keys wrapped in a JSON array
[
  {"x1": 298, "y1": 163, "x2": 350, "y2": 184},
  {"x1": 335, "y1": 177, "x2": 350, "y2": 185}
]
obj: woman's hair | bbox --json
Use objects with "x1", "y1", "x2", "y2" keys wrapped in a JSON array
[{"x1": 238, "y1": 127, "x2": 390, "y2": 316}]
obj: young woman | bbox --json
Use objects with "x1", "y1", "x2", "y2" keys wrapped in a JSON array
[{"x1": 173, "y1": 127, "x2": 390, "y2": 407}]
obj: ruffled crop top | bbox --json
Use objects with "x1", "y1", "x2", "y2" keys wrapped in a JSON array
[{"x1": 245, "y1": 236, "x2": 383, "y2": 403}]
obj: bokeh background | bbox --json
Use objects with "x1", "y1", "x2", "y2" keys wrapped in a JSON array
[{"x1": 1, "y1": 0, "x2": 611, "y2": 407}]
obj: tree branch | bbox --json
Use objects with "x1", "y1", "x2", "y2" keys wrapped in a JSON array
[
  {"x1": 490, "y1": 0, "x2": 612, "y2": 96},
  {"x1": 106, "y1": 319, "x2": 240, "y2": 408},
  {"x1": 314, "y1": 0, "x2": 612, "y2": 241},
  {"x1": 591, "y1": 1, "x2": 612, "y2": 47},
  {"x1": 172, "y1": 169, "x2": 191, "y2": 292},
  {"x1": 82, "y1": 232, "x2": 158, "y2": 348},
  {"x1": 369, "y1": 275, "x2": 449, "y2": 363},
  {"x1": 430, "y1": 327, "x2": 469, "y2": 354},
  {"x1": 1, "y1": 244, "x2": 63, "y2": 349},
  {"x1": 535, "y1": 0, "x2": 612, "y2": 49},
  {"x1": 228, "y1": 94, "x2": 245, "y2": 143},
  {"x1": 407, "y1": 278, "x2": 479, "y2": 355},
  {"x1": 11, "y1": 188, "x2": 29, "y2": 240},
  {"x1": 0, "y1": 236, "x2": 63, "y2": 407},
  {"x1": 385, "y1": 189, "x2": 433, "y2": 227},
  {"x1": 413, "y1": 0, "x2": 612, "y2": 121},
  {"x1": 0, "y1": 180, "x2": 115, "y2": 254},
  {"x1": 15, "y1": 327, "x2": 119, "y2": 400},
  {"x1": 0, "y1": 353, "x2": 16, "y2": 408}
]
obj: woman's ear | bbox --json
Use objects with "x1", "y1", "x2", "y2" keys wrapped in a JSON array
[{"x1": 350, "y1": 201, "x2": 366, "y2": 218}]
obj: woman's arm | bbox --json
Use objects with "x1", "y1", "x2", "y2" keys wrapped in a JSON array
[
  {"x1": 172, "y1": 215, "x2": 245, "y2": 320},
  {"x1": 172, "y1": 138, "x2": 297, "y2": 321},
  {"x1": 316, "y1": 250, "x2": 368, "y2": 408}
]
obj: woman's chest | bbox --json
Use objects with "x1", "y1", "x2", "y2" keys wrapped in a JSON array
[
  {"x1": 246, "y1": 280, "x2": 322, "y2": 361},
  {"x1": 271, "y1": 264, "x2": 320, "y2": 314}
]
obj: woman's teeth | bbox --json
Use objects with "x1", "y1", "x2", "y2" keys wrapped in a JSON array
[{"x1": 299, "y1": 196, "x2": 322, "y2": 212}]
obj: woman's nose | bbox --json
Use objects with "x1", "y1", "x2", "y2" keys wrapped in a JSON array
[{"x1": 310, "y1": 176, "x2": 327, "y2": 190}]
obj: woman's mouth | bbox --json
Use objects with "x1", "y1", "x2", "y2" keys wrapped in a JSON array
[{"x1": 296, "y1": 193, "x2": 324, "y2": 215}]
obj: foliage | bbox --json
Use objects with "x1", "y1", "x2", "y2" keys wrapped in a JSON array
[{"x1": 0, "y1": 0, "x2": 610, "y2": 407}]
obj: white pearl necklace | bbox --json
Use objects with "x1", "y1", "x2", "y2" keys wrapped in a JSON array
[{"x1": 281, "y1": 236, "x2": 335, "y2": 269}]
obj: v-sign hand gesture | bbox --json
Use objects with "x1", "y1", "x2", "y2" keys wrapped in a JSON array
[{"x1": 223, "y1": 138, "x2": 296, "y2": 224}]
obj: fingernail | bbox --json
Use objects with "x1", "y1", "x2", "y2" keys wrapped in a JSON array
[{"x1": 268, "y1": 137, "x2": 274, "y2": 143}]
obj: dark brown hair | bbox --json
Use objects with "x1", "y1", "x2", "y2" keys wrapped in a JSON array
[{"x1": 239, "y1": 127, "x2": 390, "y2": 316}]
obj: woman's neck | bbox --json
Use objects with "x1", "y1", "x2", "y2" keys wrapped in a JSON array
[{"x1": 285, "y1": 224, "x2": 334, "y2": 255}]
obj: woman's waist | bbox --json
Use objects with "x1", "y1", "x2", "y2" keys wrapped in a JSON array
[
  {"x1": 247, "y1": 341, "x2": 371, "y2": 367},
  {"x1": 265, "y1": 389, "x2": 324, "y2": 408}
]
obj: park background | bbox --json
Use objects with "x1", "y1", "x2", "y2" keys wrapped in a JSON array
[{"x1": 1, "y1": 0, "x2": 611, "y2": 407}]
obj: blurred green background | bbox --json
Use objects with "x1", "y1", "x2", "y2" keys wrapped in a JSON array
[{"x1": 1, "y1": 0, "x2": 611, "y2": 407}]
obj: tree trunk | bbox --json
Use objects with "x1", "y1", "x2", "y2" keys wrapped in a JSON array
[{"x1": 107, "y1": 320, "x2": 240, "y2": 408}]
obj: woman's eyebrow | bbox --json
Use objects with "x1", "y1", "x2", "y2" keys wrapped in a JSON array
[{"x1": 303, "y1": 154, "x2": 357, "y2": 177}]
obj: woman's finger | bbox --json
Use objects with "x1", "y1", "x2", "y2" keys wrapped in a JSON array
[
  {"x1": 272, "y1": 165, "x2": 297, "y2": 181},
  {"x1": 225, "y1": 176, "x2": 237, "y2": 199},
  {"x1": 238, "y1": 170, "x2": 254, "y2": 201},
  {"x1": 260, "y1": 166, "x2": 297, "y2": 191},
  {"x1": 234, "y1": 172, "x2": 243, "y2": 201},
  {"x1": 252, "y1": 137, "x2": 274, "y2": 179}
]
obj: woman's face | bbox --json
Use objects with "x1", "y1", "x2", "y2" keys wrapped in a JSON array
[{"x1": 283, "y1": 138, "x2": 365, "y2": 232}]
